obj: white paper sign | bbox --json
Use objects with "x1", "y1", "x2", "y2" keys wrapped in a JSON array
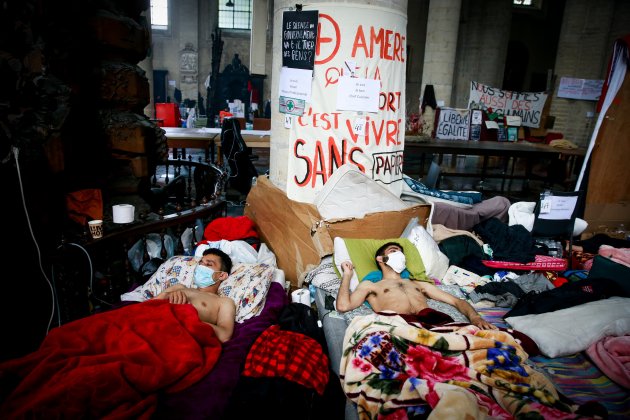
[
  {"x1": 279, "y1": 67, "x2": 313, "y2": 103},
  {"x1": 471, "y1": 109, "x2": 483, "y2": 125},
  {"x1": 485, "y1": 120, "x2": 499, "y2": 129},
  {"x1": 336, "y1": 76, "x2": 380, "y2": 112},
  {"x1": 505, "y1": 115, "x2": 522, "y2": 126},
  {"x1": 538, "y1": 196, "x2": 578, "y2": 220}
]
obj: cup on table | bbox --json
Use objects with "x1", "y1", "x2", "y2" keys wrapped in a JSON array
[{"x1": 88, "y1": 219, "x2": 103, "y2": 239}]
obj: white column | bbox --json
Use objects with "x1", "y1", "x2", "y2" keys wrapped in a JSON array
[
  {"x1": 269, "y1": 0, "x2": 408, "y2": 193},
  {"x1": 420, "y1": 0, "x2": 462, "y2": 107}
]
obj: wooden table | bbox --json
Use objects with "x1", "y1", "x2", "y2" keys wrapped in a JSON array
[
  {"x1": 163, "y1": 127, "x2": 271, "y2": 163},
  {"x1": 404, "y1": 137, "x2": 587, "y2": 192}
]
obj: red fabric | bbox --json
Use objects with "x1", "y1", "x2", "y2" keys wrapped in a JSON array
[
  {"x1": 552, "y1": 277, "x2": 569, "y2": 288},
  {"x1": 482, "y1": 254, "x2": 568, "y2": 271},
  {"x1": 201, "y1": 216, "x2": 259, "y2": 247},
  {"x1": 65, "y1": 188, "x2": 103, "y2": 226},
  {"x1": 243, "y1": 325, "x2": 329, "y2": 395},
  {"x1": 0, "y1": 300, "x2": 221, "y2": 418},
  {"x1": 597, "y1": 35, "x2": 630, "y2": 113}
]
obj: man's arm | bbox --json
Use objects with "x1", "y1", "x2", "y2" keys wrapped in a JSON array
[
  {"x1": 420, "y1": 283, "x2": 497, "y2": 330},
  {"x1": 336, "y1": 261, "x2": 372, "y2": 313},
  {"x1": 209, "y1": 297, "x2": 236, "y2": 343},
  {"x1": 155, "y1": 284, "x2": 189, "y2": 303}
]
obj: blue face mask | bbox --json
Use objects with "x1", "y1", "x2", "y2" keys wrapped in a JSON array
[{"x1": 194, "y1": 264, "x2": 217, "y2": 287}]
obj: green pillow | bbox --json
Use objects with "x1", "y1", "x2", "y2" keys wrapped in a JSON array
[{"x1": 335, "y1": 237, "x2": 428, "y2": 283}]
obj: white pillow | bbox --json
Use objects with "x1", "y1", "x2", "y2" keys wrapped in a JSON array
[
  {"x1": 508, "y1": 201, "x2": 588, "y2": 236},
  {"x1": 403, "y1": 225, "x2": 449, "y2": 280},
  {"x1": 505, "y1": 297, "x2": 630, "y2": 358},
  {"x1": 333, "y1": 237, "x2": 360, "y2": 291}
]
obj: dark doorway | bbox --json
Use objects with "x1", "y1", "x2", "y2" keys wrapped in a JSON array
[
  {"x1": 503, "y1": 0, "x2": 566, "y2": 91},
  {"x1": 153, "y1": 69, "x2": 169, "y2": 104}
]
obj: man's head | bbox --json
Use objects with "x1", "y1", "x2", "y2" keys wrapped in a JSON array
[
  {"x1": 374, "y1": 242, "x2": 406, "y2": 273},
  {"x1": 194, "y1": 248, "x2": 233, "y2": 289},
  {"x1": 201, "y1": 248, "x2": 233, "y2": 273}
]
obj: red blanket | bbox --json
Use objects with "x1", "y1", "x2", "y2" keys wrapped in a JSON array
[{"x1": 0, "y1": 300, "x2": 221, "y2": 418}]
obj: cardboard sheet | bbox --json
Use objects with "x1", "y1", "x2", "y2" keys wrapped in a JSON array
[{"x1": 245, "y1": 176, "x2": 431, "y2": 287}]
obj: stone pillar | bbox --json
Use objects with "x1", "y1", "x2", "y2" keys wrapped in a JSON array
[
  {"x1": 420, "y1": 0, "x2": 462, "y2": 107},
  {"x1": 139, "y1": 8, "x2": 155, "y2": 119},
  {"x1": 270, "y1": 0, "x2": 408, "y2": 199}
]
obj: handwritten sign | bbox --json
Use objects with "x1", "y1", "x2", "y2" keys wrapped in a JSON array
[
  {"x1": 286, "y1": 5, "x2": 407, "y2": 202},
  {"x1": 282, "y1": 10, "x2": 318, "y2": 70},
  {"x1": 468, "y1": 81, "x2": 548, "y2": 128},
  {"x1": 435, "y1": 107, "x2": 470, "y2": 140}
]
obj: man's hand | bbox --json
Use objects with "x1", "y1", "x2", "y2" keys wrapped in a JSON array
[
  {"x1": 159, "y1": 290, "x2": 189, "y2": 305},
  {"x1": 469, "y1": 315, "x2": 498, "y2": 330},
  {"x1": 341, "y1": 261, "x2": 354, "y2": 274}
]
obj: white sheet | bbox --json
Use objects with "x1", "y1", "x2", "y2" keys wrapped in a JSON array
[{"x1": 505, "y1": 297, "x2": 630, "y2": 358}]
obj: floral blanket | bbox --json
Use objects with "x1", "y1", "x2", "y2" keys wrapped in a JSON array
[{"x1": 340, "y1": 313, "x2": 587, "y2": 419}]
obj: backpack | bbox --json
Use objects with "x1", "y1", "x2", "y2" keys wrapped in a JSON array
[
  {"x1": 277, "y1": 302, "x2": 325, "y2": 347},
  {"x1": 220, "y1": 117, "x2": 258, "y2": 195}
]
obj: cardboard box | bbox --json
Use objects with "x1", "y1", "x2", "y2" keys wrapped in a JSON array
[{"x1": 245, "y1": 176, "x2": 432, "y2": 287}]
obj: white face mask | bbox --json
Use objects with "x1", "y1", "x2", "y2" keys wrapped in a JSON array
[
  {"x1": 194, "y1": 264, "x2": 217, "y2": 287},
  {"x1": 384, "y1": 251, "x2": 406, "y2": 273}
]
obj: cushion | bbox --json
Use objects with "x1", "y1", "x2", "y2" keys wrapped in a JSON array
[
  {"x1": 402, "y1": 225, "x2": 449, "y2": 280},
  {"x1": 333, "y1": 237, "x2": 428, "y2": 291},
  {"x1": 505, "y1": 297, "x2": 630, "y2": 358},
  {"x1": 122, "y1": 255, "x2": 198, "y2": 301}
]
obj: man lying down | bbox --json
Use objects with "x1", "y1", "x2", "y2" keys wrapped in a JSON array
[
  {"x1": 336, "y1": 241, "x2": 495, "y2": 330},
  {"x1": 335, "y1": 241, "x2": 604, "y2": 418}
]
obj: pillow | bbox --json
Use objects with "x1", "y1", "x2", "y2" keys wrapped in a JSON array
[
  {"x1": 122, "y1": 255, "x2": 198, "y2": 301},
  {"x1": 218, "y1": 262, "x2": 274, "y2": 323},
  {"x1": 305, "y1": 255, "x2": 341, "y2": 295},
  {"x1": 333, "y1": 237, "x2": 428, "y2": 291},
  {"x1": 403, "y1": 225, "x2": 449, "y2": 280},
  {"x1": 505, "y1": 297, "x2": 630, "y2": 358}
]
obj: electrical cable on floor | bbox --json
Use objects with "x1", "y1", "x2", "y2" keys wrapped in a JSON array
[
  {"x1": 63, "y1": 242, "x2": 114, "y2": 307},
  {"x1": 13, "y1": 146, "x2": 56, "y2": 335}
]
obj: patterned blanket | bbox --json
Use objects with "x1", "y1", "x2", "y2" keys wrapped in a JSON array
[{"x1": 340, "y1": 312, "x2": 587, "y2": 419}]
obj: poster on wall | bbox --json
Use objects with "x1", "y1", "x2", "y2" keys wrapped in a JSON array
[
  {"x1": 467, "y1": 81, "x2": 548, "y2": 128},
  {"x1": 282, "y1": 10, "x2": 319, "y2": 70},
  {"x1": 286, "y1": 4, "x2": 407, "y2": 202},
  {"x1": 557, "y1": 77, "x2": 604, "y2": 101},
  {"x1": 435, "y1": 107, "x2": 470, "y2": 140}
]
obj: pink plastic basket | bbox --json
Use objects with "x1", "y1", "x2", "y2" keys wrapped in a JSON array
[{"x1": 482, "y1": 255, "x2": 568, "y2": 271}]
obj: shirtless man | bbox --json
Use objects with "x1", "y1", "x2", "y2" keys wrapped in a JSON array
[
  {"x1": 155, "y1": 248, "x2": 236, "y2": 342},
  {"x1": 336, "y1": 242, "x2": 496, "y2": 330}
]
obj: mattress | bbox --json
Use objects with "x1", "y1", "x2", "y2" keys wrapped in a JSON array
[{"x1": 314, "y1": 164, "x2": 409, "y2": 220}]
